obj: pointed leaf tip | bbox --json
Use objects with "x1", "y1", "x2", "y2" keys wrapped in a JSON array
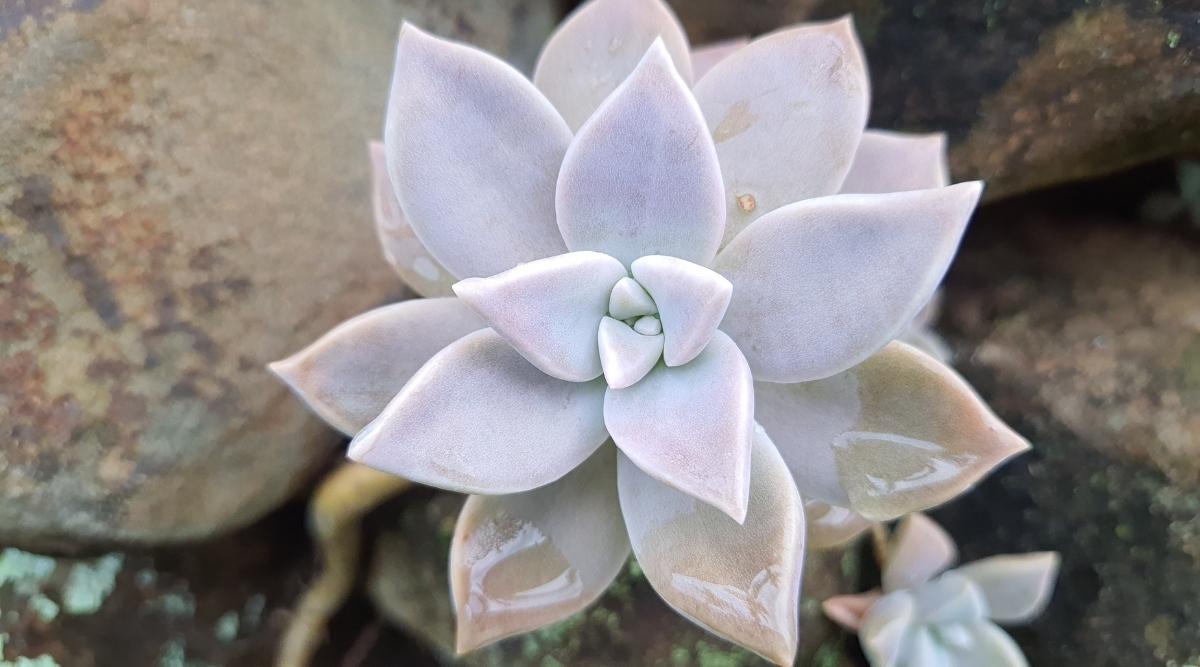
[
  {"x1": 386, "y1": 23, "x2": 570, "y2": 280},
  {"x1": 533, "y1": 0, "x2": 692, "y2": 130},
  {"x1": 268, "y1": 298, "x2": 484, "y2": 436},
  {"x1": 618, "y1": 427, "x2": 804, "y2": 664},
  {"x1": 605, "y1": 331, "x2": 753, "y2": 522},
  {"x1": 451, "y1": 446, "x2": 628, "y2": 652},
  {"x1": 556, "y1": 34, "x2": 725, "y2": 268}
]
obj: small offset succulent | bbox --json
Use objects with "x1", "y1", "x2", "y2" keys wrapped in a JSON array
[
  {"x1": 823, "y1": 514, "x2": 1060, "y2": 667},
  {"x1": 272, "y1": 0, "x2": 1032, "y2": 663}
]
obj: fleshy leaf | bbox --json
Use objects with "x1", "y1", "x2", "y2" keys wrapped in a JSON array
[
  {"x1": 608, "y1": 276, "x2": 657, "y2": 320},
  {"x1": 385, "y1": 25, "x2": 570, "y2": 280},
  {"x1": 906, "y1": 626, "x2": 952, "y2": 667},
  {"x1": 884, "y1": 513, "x2": 957, "y2": 592},
  {"x1": 269, "y1": 298, "x2": 484, "y2": 436},
  {"x1": 533, "y1": 0, "x2": 692, "y2": 131},
  {"x1": 956, "y1": 552, "x2": 1060, "y2": 624},
  {"x1": 912, "y1": 572, "x2": 989, "y2": 625},
  {"x1": 839, "y1": 130, "x2": 949, "y2": 195},
  {"x1": 631, "y1": 255, "x2": 732, "y2": 366},
  {"x1": 898, "y1": 323, "x2": 954, "y2": 363},
  {"x1": 617, "y1": 426, "x2": 805, "y2": 666},
  {"x1": 693, "y1": 18, "x2": 870, "y2": 245},
  {"x1": 556, "y1": 40, "x2": 726, "y2": 268},
  {"x1": 805, "y1": 499, "x2": 872, "y2": 550},
  {"x1": 859, "y1": 590, "x2": 916, "y2": 667},
  {"x1": 946, "y1": 622, "x2": 1030, "y2": 667},
  {"x1": 758, "y1": 342, "x2": 1029, "y2": 522},
  {"x1": 754, "y1": 378, "x2": 854, "y2": 507},
  {"x1": 368, "y1": 141, "x2": 455, "y2": 297},
  {"x1": 822, "y1": 591, "x2": 880, "y2": 631},
  {"x1": 715, "y1": 183, "x2": 983, "y2": 383},
  {"x1": 597, "y1": 317, "x2": 664, "y2": 389},
  {"x1": 348, "y1": 329, "x2": 608, "y2": 494},
  {"x1": 450, "y1": 445, "x2": 629, "y2": 652},
  {"x1": 605, "y1": 331, "x2": 753, "y2": 521},
  {"x1": 690, "y1": 38, "x2": 748, "y2": 79},
  {"x1": 453, "y1": 251, "x2": 626, "y2": 382}
]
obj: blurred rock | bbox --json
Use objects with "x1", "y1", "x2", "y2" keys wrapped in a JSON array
[
  {"x1": 0, "y1": 507, "x2": 309, "y2": 667},
  {"x1": 671, "y1": 0, "x2": 1200, "y2": 199},
  {"x1": 934, "y1": 207, "x2": 1200, "y2": 664},
  {"x1": 0, "y1": 0, "x2": 556, "y2": 551},
  {"x1": 365, "y1": 491, "x2": 858, "y2": 667}
]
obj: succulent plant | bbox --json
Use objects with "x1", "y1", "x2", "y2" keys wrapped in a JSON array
[
  {"x1": 271, "y1": 0, "x2": 1032, "y2": 663},
  {"x1": 824, "y1": 514, "x2": 1059, "y2": 667}
]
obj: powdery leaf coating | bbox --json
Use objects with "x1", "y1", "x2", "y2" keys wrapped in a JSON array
[
  {"x1": 911, "y1": 572, "x2": 989, "y2": 625},
  {"x1": 607, "y1": 276, "x2": 657, "y2": 320},
  {"x1": 859, "y1": 589, "x2": 917, "y2": 666},
  {"x1": 904, "y1": 627, "x2": 949, "y2": 667},
  {"x1": 839, "y1": 130, "x2": 950, "y2": 195},
  {"x1": 268, "y1": 297, "x2": 484, "y2": 436},
  {"x1": 758, "y1": 342, "x2": 1029, "y2": 522},
  {"x1": 597, "y1": 317, "x2": 664, "y2": 389},
  {"x1": 385, "y1": 25, "x2": 570, "y2": 280},
  {"x1": 605, "y1": 331, "x2": 753, "y2": 522},
  {"x1": 804, "y1": 499, "x2": 872, "y2": 550},
  {"x1": 715, "y1": 183, "x2": 983, "y2": 383},
  {"x1": 693, "y1": 18, "x2": 870, "y2": 246},
  {"x1": 348, "y1": 329, "x2": 608, "y2": 494},
  {"x1": 631, "y1": 255, "x2": 732, "y2": 366},
  {"x1": 617, "y1": 426, "x2": 805, "y2": 666},
  {"x1": 450, "y1": 445, "x2": 629, "y2": 653},
  {"x1": 947, "y1": 622, "x2": 1029, "y2": 667},
  {"x1": 367, "y1": 141, "x2": 455, "y2": 297},
  {"x1": 556, "y1": 40, "x2": 726, "y2": 269},
  {"x1": 884, "y1": 513, "x2": 958, "y2": 592},
  {"x1": 533, "y1": 0, "x2": 692, "y2": 131},
  {"x1": 956, "y1": 552, "x2": 1061, "y2": 624},
  {"x1": 453, "y1": 251, "x2": 627, "y2": 382},
  {"x1": 690, "y1": 38, "x2": 749, "y2": 79},
  {"x1": 754, "y1": 377, "x2": 855, "y2": 507}
]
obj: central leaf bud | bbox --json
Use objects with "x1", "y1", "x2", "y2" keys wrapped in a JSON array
[{"x1": 598, "y1": 276, "x2": 664, "y2": 389}]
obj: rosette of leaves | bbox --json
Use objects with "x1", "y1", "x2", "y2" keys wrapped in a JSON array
[{"x1": 272, "y1": 1, "x2": 1030, "y2": 663}]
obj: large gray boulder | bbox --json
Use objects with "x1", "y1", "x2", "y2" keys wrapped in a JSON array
[{"x1": 0, "y1": 0, "x2": 555, "y2": 551}]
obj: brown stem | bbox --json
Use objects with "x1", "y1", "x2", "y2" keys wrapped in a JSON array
[
  {"x1": 871, "y1": 522, "x2": 891, "y2": 572},
  {"x1": 275, "y1": 462, "x2": 412, "y2": 667}
]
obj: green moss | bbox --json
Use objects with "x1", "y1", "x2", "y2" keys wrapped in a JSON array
[
  {"x1": 156, "y1": 639, "x2": 215, "y2": 667},
  {"x1": 0, "y1": 633, "x2": 61, "y2": 667},
  {"x1": 693, "y1": 640, "x2": 755, "y2": 667},
  {"x1": 213, "y1": 611, "x2": 239, "y2": 643},
  {"x1": 1180, "y1": 336, "x2": 1200, "y2": 394},
  {"x1": 812, "y1": 641, "x2": 846, "y2": 667},
  {"x1": 27, "y1": 595, "x2": 59, "y2": 623},
  {"x1": 145, "y1": 591, "x2": 196, "y2": 619},
  {"x1": 626, "y1": 558, "x2": 643, "y2": 580},
  {"x1": 61, "y1": 554, "x2": 122, "y2": 615},
  {"x1": 0, "y1": 549, "x2": 56, "y2": 597}
]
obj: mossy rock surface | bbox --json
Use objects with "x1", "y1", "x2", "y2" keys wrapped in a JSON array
[
  {"x1": 672, "y1": 0, "x2": 1200, "y2": 199},
  {"x1": 935, "y1": 199, "x2": 1200, "y2": 666}
]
